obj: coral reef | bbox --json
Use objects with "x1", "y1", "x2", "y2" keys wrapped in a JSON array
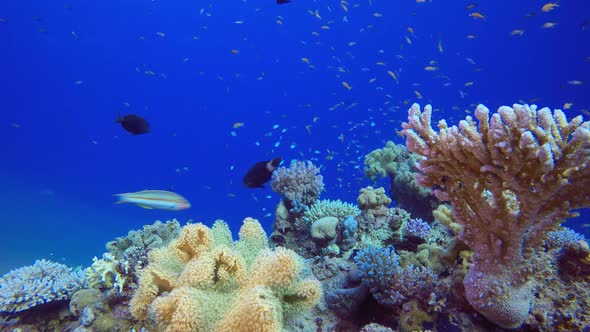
[
  {"x1": 130, "y1": 217, "x2": 321, "y2": 332},
  {"x1": 106, "y1": 219, "x2": 181, "y2": 260},
  {"x1": 357, "y1": 186, "x2": 392, "y2": 211},
  {"x1": 271, "y1": 160, "x2": 325, "y2": 213},
  {"x1": 402, "y1": 103, "x2": 590, "y2": 328},
  {"x1": 85, "y1": 253, "x2": 127, "y2": 294},
  {"x1": 0, "y1": 259, "x2": 87, "y2": 315},
  {"x1": 302, "y1": 199, "x2": 361, "y2": 224},
  {"x1": 363, "y1": 141, "x2": 438, "y2": 219}
]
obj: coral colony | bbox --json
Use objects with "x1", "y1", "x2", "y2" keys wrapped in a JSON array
[{"x1": 1, "y1": 103, "x2": 590, "y2": 331}]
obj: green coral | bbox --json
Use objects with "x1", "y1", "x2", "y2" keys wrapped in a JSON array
[
  {"x1": 363, "y1": 141, "x2": 437, "y2": 219},
  {"x1": 302, "y1": 199, "x2": 361, "y2": 223},
  {"x1": 106, "y1": 219, "x2": 181, "y2": 260}
]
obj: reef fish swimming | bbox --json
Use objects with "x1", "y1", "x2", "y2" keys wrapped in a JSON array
[
  {"x1": 116, "y1": 114, "x2": 150, "y2": 135},
  {"x1": 114, "y1": 190, "x2": 191, "y2": 210},
  {"x1": 243, "y1": 157, "x2": 282, "y2": 188}
]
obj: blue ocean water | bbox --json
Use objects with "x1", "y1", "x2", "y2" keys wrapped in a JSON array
[{"x1": 0, "y1": 0, "x2": 588, "y2": 274}]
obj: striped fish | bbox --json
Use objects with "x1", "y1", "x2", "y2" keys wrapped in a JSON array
[{"x1": 114, "y1": 190, "x2": 191, "y2": 211}]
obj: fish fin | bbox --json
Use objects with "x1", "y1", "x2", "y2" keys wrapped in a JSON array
[
  {"x1": 113, "y1": 194, "x2": 127, "y2": 204},
  {"x1": 115, "y1": 113, "x2": 123, "y2": 124},
  {"x1": 137, "y1": 204, "x2": 154, "y2": 209}
]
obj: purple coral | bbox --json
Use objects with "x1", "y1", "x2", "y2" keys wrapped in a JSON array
[
  {"x1": 270, "y1": 160, "x2": 324, "y2": 212},
  {"x1": 353, "y1": 246, "x2": 440, "y2": 308},
  {"x1": 405, "y1": 218, "x2": 431, "y2": 239}
]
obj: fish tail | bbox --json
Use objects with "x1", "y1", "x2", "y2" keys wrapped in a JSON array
[{"x1": 113, "y1": 193, "x2": 129, "y2": 204}]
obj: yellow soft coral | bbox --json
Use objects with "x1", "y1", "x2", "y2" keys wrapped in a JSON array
[
  {"x1": 173, "y1": 223, "x2": 212, "y2": 262},
  {"x1": 217, "y1": 286, "x2": 282, "y2": 332},
  {"x1": 402, "y1": 103, "x2": 590, "y2": 328},
  {"x1": 130, "y1": 217, "x2": 321, "y2": 332}
]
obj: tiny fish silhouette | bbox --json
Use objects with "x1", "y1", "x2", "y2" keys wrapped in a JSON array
[
  {"x1": 116, "y1": 114, "x2": 150, "y2": 135},
  {"x1": 243, "y1": 157, "x2": 282, "y2": 188},
  {"x1": 277, "y1": 0, "x2": 291, "y2": 4}
]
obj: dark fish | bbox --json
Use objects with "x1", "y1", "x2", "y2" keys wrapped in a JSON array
[
  {"x1": 243, "y1": 157, "x2": 282, "y2": 188},
  {"x1": 116, "y1": 114, "x2": 150, "y2": 135},
  {"x1": 277, "y1": 0, "x2": 291, "y2": 4}
]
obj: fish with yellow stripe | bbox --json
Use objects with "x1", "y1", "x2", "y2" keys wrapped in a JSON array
[{"x1": 114, "y1": 190, "x2": 191, "y2": 211}]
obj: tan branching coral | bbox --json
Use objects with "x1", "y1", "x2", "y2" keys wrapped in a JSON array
[
  {"x1": 130, "y1": 218, "x2": 321, "y2": 332},
  {"x1": 402, "y1": 103, "x2": 590, "y2": 328}
]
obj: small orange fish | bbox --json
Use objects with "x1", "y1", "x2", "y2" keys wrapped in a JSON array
[
  {"x1": 469, "y1": 12, "x2": 485, "y2": 20},
  {"x1": 424, "y1": 66, "x2": 438, "y2": 71},
  {"x1": 542, "y1": 22, "x2": 557, "y2": 28},
  {"x1": 541, "y1": 3, "x2": 559, "y2": 12},
  {"x1": 233, "y1": 122, "x2": 245, "y2": 129},
  {"x1": 341, "y1": 81, "x2": 352, "y2": 90}
]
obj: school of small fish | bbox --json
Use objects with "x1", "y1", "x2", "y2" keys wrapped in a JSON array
[{"x1": 6, "y1": 0, "x2": 588, "y2": 219}]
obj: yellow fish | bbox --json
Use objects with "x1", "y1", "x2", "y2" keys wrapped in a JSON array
[
  {"x1": 541, "y1": 3, "x2": 559, "y2": 12},
  {"x1": 114, "y1": 190, "x2": 191, "y2": 211},
  {"x1": 233, "y1": 122, "x2": 245, "y2": 129}
]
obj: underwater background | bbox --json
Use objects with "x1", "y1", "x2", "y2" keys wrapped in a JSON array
[{"x1": 0, "y1": 0, "x2": 589, "y2": 277}]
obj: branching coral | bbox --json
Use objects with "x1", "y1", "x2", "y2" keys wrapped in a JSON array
[
  {"x1": 130, "y1": 217, "x2": 321, "y2": 332},
  {"x1": 106, "y1": 219, "x2": 180, "y2": 260},
  {"x1": 271, "y1": 160, "x2": 325, "y2": 212},
  {"x1": 301, "y1": 199, "x2": 361, "y2": 223},
  {"x1": 402, "y1": 103, "x2": 590, "y2": 328},
  {"x1": 0, "y1": 259, "x2": 86, "y2": 315},
  {"x1": 353, "y1": 246, "x2": 440, "y2": 309}
]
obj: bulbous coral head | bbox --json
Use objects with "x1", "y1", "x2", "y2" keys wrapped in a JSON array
[
  {"x1": 283, "y1": 279, "x2": 322, "y2": 312},
  {"x1": 173, "y1": 223, "x2": 213, "y2": 263},
  {"x1": 463, "y1": 264, "x2": 533, "y2": 329},
  {"x1": 217, "y1": 286, "x2": 282, "y2": 332},
  {"x1": 150, "y1": 286, "x2": 209, "y2": 332},
  {"x1": 248, "y1": 247, "x2": 301, "y2": 291}
]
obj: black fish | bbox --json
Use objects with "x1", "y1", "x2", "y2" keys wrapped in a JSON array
[
  {"x1": 277, "y1": 0, "x2": 291, "y2": 4},
  {"x1": 243, "y1": 157, "x2": 282, "y2": 188},
  {"x1": 116, "y1": 114, "x2": 150, "y2": 135}
]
